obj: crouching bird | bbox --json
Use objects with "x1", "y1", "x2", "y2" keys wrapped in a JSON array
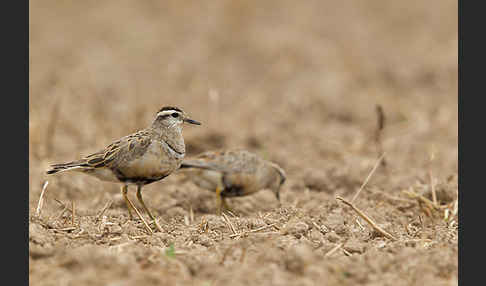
[{"x1": 178, "y1": 149, "x2": 286, "y2": 214}]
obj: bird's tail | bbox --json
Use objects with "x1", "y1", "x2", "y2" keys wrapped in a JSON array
[
  {"x1": 179, "y1": 160, "x2": 221, "y2": 171},
  {"x1": 178, "y1": 163, "x2": 193, "y2": 169},
  {"x1": 46, "y1": 160, "x2": 89, "y2": 175}
]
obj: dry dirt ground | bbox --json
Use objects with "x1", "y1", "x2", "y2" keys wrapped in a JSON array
[{"x1": 29, "y1": 1, "x2": 458, "y2": 285}]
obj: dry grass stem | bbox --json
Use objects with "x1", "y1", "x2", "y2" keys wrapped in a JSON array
[
  {"x1": 54, "y1": 198, "x2": 70, "y2": 211},
  {"x1": 52, "y1": 198, "x2": 73, "y2": 222},
  {"x1": 351, "y1": 153, "x2": 386, "y2": 203},
  {"x1": 428, "y1": 171, "x2": 438, "y2": 207},
  {"x1": 56, "y1": 208, "x2": 68, "y2": 222},
  {"x1": 229, "y1": 223, "x2": 277, "y2": 238},
  {"x1": 325, "y1": 243, "x2": 344, "y2": 257},
  {"x1": 55, "y1": 226, "x2": 76, "y2": 232},
  {"x1": 95, "y1": 200, "x2": 113, "y2": 222},
  {"x1": 189, "y1": 205, "x2": 194, "y2": 224},
  {"x1": 342, "y1": 247, "x2": 352, "y2": 256},
  {"x1": 248, "y1": 223, "x2": 277, "y2": 233},
  {"x1": 129, "y1": 235, "x2": 150, "y2": 240},
  {"x1": 137, "y1": 216, "x2": 154, "y2": 235},
  {"x1": 152, "y1": 218, "x2": 164, "y2": 233},
  {"x1": 444, "y1": 198, "x2": 458, "y2": 222},
  {"x1": 402, "y1": 189, "x2": 441, "y2": 211},
  {"x1": 35, "y1": 181, "x2": 49, "y2": 217},
  {"x1": 336, "y1": 196, "x2": 397, "y2": 241},
  {"x1": 403, "y1": 238, "x2": 433, "y2": 243},
  {"x1": 374, "y1": 104, "x2": 387, "y2": 168},
  {"x1": 444, "y1": 209, "x2": 450, "y2": 221},
  {"x1": 226, "y1": 210, "x2": 237, "y2": 217},
  {"x1": 122, "y1": 198, "x2": 153, "y2": 234},
  {"x1": 221, "y1": 213, "x2": 238, "y2": 236}
]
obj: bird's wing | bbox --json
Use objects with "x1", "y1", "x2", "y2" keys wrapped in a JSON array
[
  {"x1": 47, "y1": 130, "x2": 152, "y2": 174},
  {"x1": 91, "y1": 130, "x2": 153, "y2": 168}
]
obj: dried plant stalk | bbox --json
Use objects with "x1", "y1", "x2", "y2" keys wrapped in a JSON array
[
  {"x1": 336, "y1": 196, "x2": 397, "y2": 241},
  {"x1": 95, "y1": 200, "x2": 113, "y2": 222},
  {"x1": 35, "y1": 181, "x2": 49, "y2": 217},
  {"x1": 375, "y1": 104, "x2": 387, "y2": 168},
  {"x1": 325, "y1": 243, "x2": 344, "y2": 257},
  {"x1": 222, "y1": 212, "x2": 238, "y2": 236},
  {"x1": 351, "y1": 153, "x2": 386, "y2": 203}
]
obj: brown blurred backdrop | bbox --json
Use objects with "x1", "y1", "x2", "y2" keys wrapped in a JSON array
[{"x1": 29, "y1": 0, "x2": 457, "y2": 218}]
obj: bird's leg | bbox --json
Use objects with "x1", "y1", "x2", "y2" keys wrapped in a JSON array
[
  {"x1": 136, "y1": 185, "x2": 163, "y2": 232},
  {"x1": 121, "y1": 185, "x2": 153, "y2": 234},
  {"x1": 121, "y1": 184, "x2": 134, "y2": 219},
  {"x1": 275, "y1": 190, "x2": 282, "y2": 207},
  {"x1": 215, "y1": 186, "x2": 233, "y2": 215},
  {"x1": 215, "y1": 186, "x2": 225, "y2": 215},
  {"x1": 216, "y1": 186, "x2": 222, "y2": 215}
]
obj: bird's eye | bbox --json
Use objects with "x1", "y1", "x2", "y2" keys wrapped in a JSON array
[{"x1": 171, "y1": 113, "x2": 179, "y2": 118}]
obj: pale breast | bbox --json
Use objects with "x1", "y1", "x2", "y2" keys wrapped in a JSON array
[{"x1": 119, "y1": 141, "x2": 183, "y2": 179}]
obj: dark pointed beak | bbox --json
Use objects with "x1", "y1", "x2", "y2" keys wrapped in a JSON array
[{"x1": 184, "y1": 118, "x2": 201, "y2": 125}]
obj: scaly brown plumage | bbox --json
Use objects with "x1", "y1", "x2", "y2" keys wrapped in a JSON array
[{"x1": 47, "y1": 106, "x2": 201, "y2": 233}]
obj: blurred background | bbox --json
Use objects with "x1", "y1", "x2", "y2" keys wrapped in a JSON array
[{"x1": 29, "y1": 0, "x2": 457, "y2": 215}]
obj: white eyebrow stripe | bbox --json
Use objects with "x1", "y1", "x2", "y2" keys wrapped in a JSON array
[{"x1": 157, "y1": 110, "x2": 180, "y2": 117}]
